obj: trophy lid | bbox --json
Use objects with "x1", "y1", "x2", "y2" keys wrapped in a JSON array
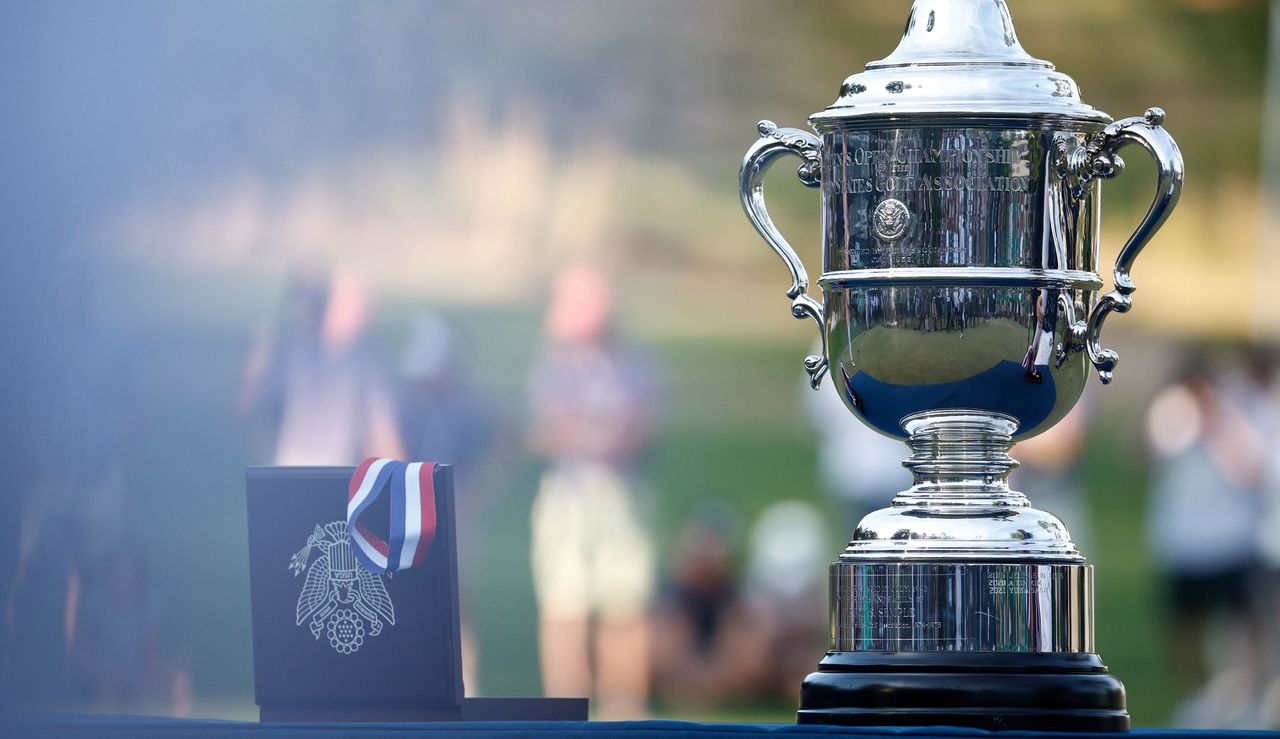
[{"x1": 810, "y1": 0, "x2": 1110, "y2": 127}]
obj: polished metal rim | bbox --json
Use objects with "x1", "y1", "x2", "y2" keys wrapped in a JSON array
[
  {"x1": 818, "y1": 267, "x2": 1104, "y2": 290},
  {"x1": 809, "y1": 110, "x2": 1111, "y2": 130}
]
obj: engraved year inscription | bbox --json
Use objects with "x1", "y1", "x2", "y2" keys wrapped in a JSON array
[
  {"x1": 987, "y1": 569, "x2": 1057, "y2": 596},
  {"x1": 852, "y1": 581, "x2": 943, "y2": 632}
]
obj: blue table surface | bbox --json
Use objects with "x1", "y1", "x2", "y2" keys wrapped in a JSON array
[{"x1": 6, "y1": 715, "x2": 1280, "y2": 739}]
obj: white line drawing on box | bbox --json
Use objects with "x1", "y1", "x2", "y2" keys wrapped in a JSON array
[{"x1": 289, "y1": 521, "x2": 395, "y2": 654}]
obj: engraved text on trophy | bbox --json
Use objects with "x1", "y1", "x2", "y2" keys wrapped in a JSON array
[
  {"x1": 822, "y1": 128, "x2": 1047, "y2": 271},
  {"x1": 831, "y1": 143, "x2": 1034, "y2": 196}
]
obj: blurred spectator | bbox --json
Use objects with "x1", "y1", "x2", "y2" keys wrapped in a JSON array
[
  {"x1": 4, "y1": 258, "x2": 190, "y2": 715},
  {"x1": 651, "y1": 507, "x2": 769, "y2": 709},
  {"x1": 1012, "y1": 396, "x2": 1093, "y2": 555},
  {"x1": 239, "y1": 269, "x2": 405, "y2": 465},
  {"x1": 70, "y1": 542, "x2": 192, "y2": 715},
  {"x1": 527, "y1": 265, "x2": 657, "y2": 718},
  {"x1": 396, "y1": 311, "x2": 497, "y2": 692},
  {"x1": 1145, "y1": 362, "x2": 1269, "y2": 728},
  {"x1": 744, "y1": 499, "x2": 828, "y2": 704},
  {"x1": 7, "y1": 261, "x2": 123, "y2": 710},
  {"x1": 397, "y1": 312, "x2": 493, "y2": 478},
  {"x1": 6, "y1": 513, "x2": 76, "y2": 711},
  {"x1": 1221, "y1": 348, "x2": 1280, "y2": 726},
  {"x1": 802, "y1": 355, "x2": 909, "y2": 532}
]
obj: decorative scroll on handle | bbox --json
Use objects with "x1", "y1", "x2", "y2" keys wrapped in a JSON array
[
  {"x1": 1057, "y1": 108, "x2": 1184, "y2": 384},
  {"x1": 739, "y1": 120, "x2": 827, "y2": 389}
]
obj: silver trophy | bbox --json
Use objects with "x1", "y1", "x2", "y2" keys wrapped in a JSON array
[{"x1": 739, "y1": 0, "x2": 1182, "y2": 731}]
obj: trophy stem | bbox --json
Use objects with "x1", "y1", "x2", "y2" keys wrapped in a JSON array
[
  {"x1": 894, "y1": 410, "x2": 1029, "y2": 509},
  {"x1": 843, "y1": 411, "x2": 1082, "y2": 564}
]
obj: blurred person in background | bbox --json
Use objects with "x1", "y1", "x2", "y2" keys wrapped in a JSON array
[
  {"x1": 396, "y1": 311, "x2": 497, "y2": 692},
  {"x1": 651, "y1": 505, "x2": 769, "y2": 709},
  {"x1": 1012, "y1": 397, "x2": 1093, "y2": 555},
  {"x1": 397, "y1": 311, "x2": 494, "y2": 493},
  {"x1": 4, "y1": 258, "x2": 190, "y2": 715},
  {"x1": 239, "y1": 268, "x2": 405, "y2": 466},
  {"x1": 7, "y1": 258, "x2": 125, "y2": 711},
  {"x1": 1220, "y1": 347, "x2": 1280, "y2": 724},
  {"x1": 802, "y1": 355, "x2": 910, "y2": 533},
  {"x1": 70, "y1": 542, "x2": 192, "y2": 715},
  {"x1": 1145, "y1": 359, "x2": 1269, "y2": 729},
  {"x1": 527, "y1": 265, "x2": 657, "y2": 718},
  {"x1": 743, "y1": 499, "x2": 828, "y2": 704},
  {"x1": 6, "y1": 511, "x2": 77, "y2": 711}
]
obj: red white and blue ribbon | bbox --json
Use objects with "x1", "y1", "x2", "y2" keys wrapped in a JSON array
[{"x1": 347, "y1": 458, "x2": 438, "y2": 574}]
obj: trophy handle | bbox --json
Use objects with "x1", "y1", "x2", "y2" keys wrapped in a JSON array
[
  {"x1": 1060, "y1": 108, "x2": 1184, "y2": 384},
  {"x1": 739, "y1": 120, "x2": 828, "y2": 389}
]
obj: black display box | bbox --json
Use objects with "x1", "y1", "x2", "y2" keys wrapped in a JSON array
[{"x1": 245, "y1": 465, "x2": 585, "y2": 722}]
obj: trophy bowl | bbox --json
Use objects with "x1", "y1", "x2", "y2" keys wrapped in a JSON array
[
  {"x1": 825, "y1": 282, "x2": 1092, "y2": 443},
  {"x1": 738, "y1": 0, "x2": 1183, "y2": 731}
]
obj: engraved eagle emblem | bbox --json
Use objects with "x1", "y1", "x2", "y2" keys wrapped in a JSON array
[
  {"x1": 289, "y1": 521, "x2": 395, "y2": 654},
  {"x1": 872, "y1": 198, "x2": 911, "y2": 242}
]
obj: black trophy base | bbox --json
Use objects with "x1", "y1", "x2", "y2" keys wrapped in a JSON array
[{"x1": 798, "y1": 651, "x2": 1129, "y2": 732}]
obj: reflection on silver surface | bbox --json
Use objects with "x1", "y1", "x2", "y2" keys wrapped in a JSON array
[
  {"x1": 819, "y1": 268, "x2": 1102, "y2": 290},
  {"x1": 830, "y1": 562, "x2": 1093, "y2": 653},
  {"x1": 826, "y1": 286, "x2": 1090, "y2": 443}
]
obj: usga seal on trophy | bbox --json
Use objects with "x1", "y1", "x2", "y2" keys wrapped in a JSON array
[{"x1": 739, "y1": 0, "x2": 1183, "y2": 731}]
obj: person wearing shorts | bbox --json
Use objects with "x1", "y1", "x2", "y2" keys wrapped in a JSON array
[{"x1": 527, "y1": 265, "x2": 657, "y2": 718}]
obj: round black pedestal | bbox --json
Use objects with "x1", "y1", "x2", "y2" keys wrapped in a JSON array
[{"x1": 798, "y1": 651, "x2": 1129, "y2": 732}]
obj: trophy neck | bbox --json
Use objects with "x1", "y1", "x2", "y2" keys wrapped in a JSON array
[
  {"x1": 841, "y1": 409, "x2": 1081, "y2": 562},
  {"x1": 894, "y1": 410, "x2": 1028, "y2": 509}
]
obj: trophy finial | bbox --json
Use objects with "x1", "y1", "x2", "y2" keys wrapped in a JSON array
[
  {"x1": 812, "y1": 0, "x2": 1106, "y2": 124},
  {"x1": 872, "y1": 0, "x2": 1044, "y2": 69}
]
